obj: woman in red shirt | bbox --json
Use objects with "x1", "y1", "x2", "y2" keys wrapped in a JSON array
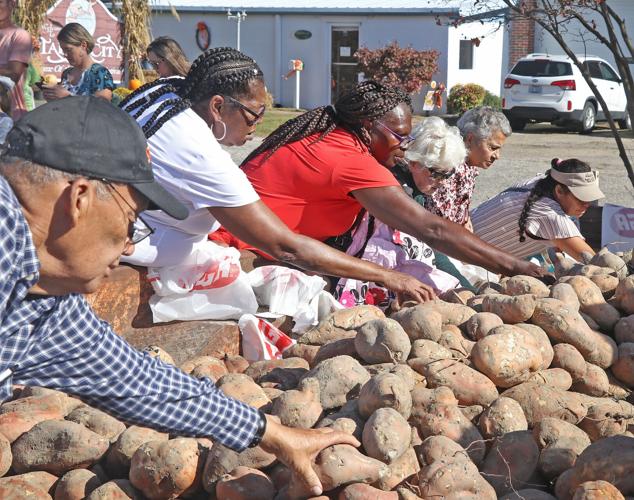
[{"x1": 238, "y1": 80, "x2": 544, "y2": 279}]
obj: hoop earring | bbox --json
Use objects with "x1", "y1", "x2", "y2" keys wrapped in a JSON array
[{"x1": 212, "y1": 120, "x2": 227, "y2": 141}]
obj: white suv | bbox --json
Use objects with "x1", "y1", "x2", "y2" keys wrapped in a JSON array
[{"x1": 502, "y1": 53, "x2": 629, "y2": 133}]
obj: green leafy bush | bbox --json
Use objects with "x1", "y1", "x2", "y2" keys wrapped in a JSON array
[
  {"x1": 482, "y1": 90, "x2": 502, "y2": 109},
  {"x1": 447, "y1": 83, "x2": 487, "y2": 114}
]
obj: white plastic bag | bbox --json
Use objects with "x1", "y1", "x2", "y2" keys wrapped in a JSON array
[
  {"x1": 238, "y1": 314, "x2": 296, "y2": 362},
  {"x1": 248, "y1": 266, "x2": 341, "y2": 333},
  {"x1": 148, "y1": 242, "x2": 258, "y2": 322}
]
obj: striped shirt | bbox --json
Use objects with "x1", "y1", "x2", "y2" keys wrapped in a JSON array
[
  {"x1": 0, "y1": 174, "x2": 259, "y2": 451},
  {"x1": 471, "y1": 175, "x2": 582, "y2": 259}
]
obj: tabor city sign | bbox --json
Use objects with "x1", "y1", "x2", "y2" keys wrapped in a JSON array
[{"x1": 40, "y1": 0, "x2": 123, "y2": 81}]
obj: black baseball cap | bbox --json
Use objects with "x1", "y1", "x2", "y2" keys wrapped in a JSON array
[{"x1": 2, "y1": 96, "x2": 188, "y2": 220}]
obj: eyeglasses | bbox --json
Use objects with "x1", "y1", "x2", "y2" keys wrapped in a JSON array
[
  {"x1": 428, "y1": 167, "x2": 455, "y2": 180},
  {"x1": 224, "y1": 95, "x2": 266, "y2": 126},
  {"x1": 103, "y1": 181, "x2": 155, "y2": 245},
  {"x1": 374, "y1": 121, "x2": 415, "y2": 149}
]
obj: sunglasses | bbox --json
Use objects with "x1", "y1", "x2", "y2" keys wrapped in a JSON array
[
  {"x1": 375, "y1": 121, "x2": 415, "y2": 149},
  {"x1": 103, "y1": 181, "x2": 155, "y2": 245},
  {"x1": 224, "y1": 95, "x2": 266, "y2": 126},
  {"x1": 428, "y1": 167, "x2": 455, "y2": 180},
  {"x1": 146, "y1": 57, "x2": 163, "y2": 70}
]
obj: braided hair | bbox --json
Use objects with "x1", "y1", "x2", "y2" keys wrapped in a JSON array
[
  {"x1": 242, "y1": 80, "x2": 412, "y2": 165},
  {"x1": 119, "y1": 47, "x2": 264, "y2": 139},
  {"x1": 517, "y1": 158, "x2": 590, "y2": 242}
]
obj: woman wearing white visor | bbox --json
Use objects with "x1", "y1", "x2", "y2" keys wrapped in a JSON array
[{"x1": 472, "y1": 158, "x2": 604, "y2": 262}]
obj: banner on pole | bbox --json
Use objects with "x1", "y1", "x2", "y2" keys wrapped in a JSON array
[{"x1": 601, "y1": 203, "x2": 634, "y2": 252}]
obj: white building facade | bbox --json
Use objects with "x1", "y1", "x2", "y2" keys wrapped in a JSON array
[{"x1": 149, "y1": 1, "x2": 507, "y2": 112}]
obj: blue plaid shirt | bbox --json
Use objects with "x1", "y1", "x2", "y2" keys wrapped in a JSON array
[{"x1": 0, "y1": 175, "x2": 260, "y2": 451}]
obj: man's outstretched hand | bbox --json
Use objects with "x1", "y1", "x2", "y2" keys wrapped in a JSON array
[{"x1": 260, "y1": 416, "x2": 360, "y2": 499}]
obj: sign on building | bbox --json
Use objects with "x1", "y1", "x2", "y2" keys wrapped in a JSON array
[{"x1": 40, "y1": 0, "x2": 122, "y2": 82}]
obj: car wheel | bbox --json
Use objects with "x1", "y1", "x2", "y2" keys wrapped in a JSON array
[
  {"x1": 509, "y1": 118, "x2": 527, "y2": 131},
  {"x1": 617, "y1": 113, "x2": 631, "y2": 130},
  {"x1": 579, "y1": 102, "x2": 596, "y2": 134}
]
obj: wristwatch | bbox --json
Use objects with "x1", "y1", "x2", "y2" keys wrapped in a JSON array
[{"x1": 248, "y1": 409, "x2": 268, "y2": 448}]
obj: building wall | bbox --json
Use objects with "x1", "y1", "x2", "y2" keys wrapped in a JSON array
[
  {"x1": 446, "y1": 20, "x2": 506, "y2": 97},
  {"x1": 150, "y1": 11, "x2": 451, "y2": 111}
]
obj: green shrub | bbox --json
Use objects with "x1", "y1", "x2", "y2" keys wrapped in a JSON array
[
  {"x1": 482, "y1": 90, "x2": 502, "y2": 109},
  {"x1": 447, "y1": 83, "x2": 486, "y2": 114}
]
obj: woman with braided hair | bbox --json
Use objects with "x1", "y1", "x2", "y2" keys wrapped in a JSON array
[
  {"x1": 119, "y1": 47, "x2": 435, "y2": 304},
  {"x1": 472, "y1": 158, "x2": 603, "y2": 261},
  {"x1": 234, "y1": 80, "x2": 546, "y2": 281}
]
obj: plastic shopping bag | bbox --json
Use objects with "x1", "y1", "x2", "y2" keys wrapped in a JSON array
[
  {"x1": 238, "y1": 314, "x2": 296, "y2": 361},
  {"x1": 148, "y1": 242, "x2": 258, "y2": 322}
]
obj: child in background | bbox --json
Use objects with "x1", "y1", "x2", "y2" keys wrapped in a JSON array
[
  {"x1": 0, "y1": 76, "x2": 14, "y2": 143},
  {"x1": 334, "y1": 117, "x2": 466, "y2": 309}
]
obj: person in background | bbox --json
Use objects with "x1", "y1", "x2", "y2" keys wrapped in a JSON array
[
  {"x1": 146, "y1": 36, "x2": 190, "y2": 78},
  {"x1": 22, "y1": 35, "x2": 40, "y2": 112},
  {"x1": 472, "y1": 158, "x2": 603, "y2": 262},
  {"x1": 42, "y1": 22, "x2": 114, "y2": 101},
  {"x1": 0, "y1": 75, "x2": 13, "y2": 142},
  {"x1": 334, "y1": 117, "x2": 467, "y2": 308},
  {"x1": 0, "y1": 0, "x2": 31, "y2": 119},
  {"x1": 424, "y1": 106, "x2": 512, "y2": 228}
]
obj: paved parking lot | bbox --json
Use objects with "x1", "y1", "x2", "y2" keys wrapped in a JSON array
[{"x1": 229, "y1": 123, "x2": 634, "y2": 209}]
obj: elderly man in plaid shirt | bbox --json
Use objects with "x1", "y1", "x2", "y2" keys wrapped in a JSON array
[{"x1": 0, "y1": 96, "x2": 357, "y2": 498}]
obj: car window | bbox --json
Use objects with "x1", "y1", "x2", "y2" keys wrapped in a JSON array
[
  {"x1": 583, "y1": 61, "x2": 603, "y2": 79},
  {"x1": 511, "y1": 60, "x2": 572, "y2": 77},
  {"x1": 599, "y1": 62, "x2": 620, "y2": 82}
]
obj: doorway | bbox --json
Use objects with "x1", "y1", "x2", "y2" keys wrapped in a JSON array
[{"x1": 331, "y1": 26, "x2": 359, "y2": 103}]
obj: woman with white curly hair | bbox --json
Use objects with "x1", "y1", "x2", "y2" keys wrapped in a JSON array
[
  {"x1": 334, "y1": 117, "x2": 468, "y2": 308},
  {"x1": 424, "y1": 106, "x2": 512, "y2": 228}
]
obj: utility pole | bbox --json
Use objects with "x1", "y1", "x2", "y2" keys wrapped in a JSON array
[{"x1": 226, "y1": 10, "x2": 247, "y2": 51}]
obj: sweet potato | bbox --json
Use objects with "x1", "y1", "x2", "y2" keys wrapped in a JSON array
[
  {"x1": 590, "y1": 247, "x2": 628, "y2": 279},
  {"x1": 502, "y1": 275, "x2": 550, "y2": 298},
  {"x1": 408, "y1": 339, "x2": 452, "y2": 362},
  {"x1": 533, "y1": 417, "x2": 591, "y2": 481},
  {"x1": 202, "y1": 444, "x2": 276, "y2": 493},
  {"x1": 65, "y1": 405, "x2": 126, "y2": 444},
  {"x1": 502, "y1": 382, "x2": 587, "y2": 426},
  {"x1": 301, "y1": 355, "x2": 370, "y2": 410},
  {"x1": 313, "y1": 338, "x2": 358, "y2": 366},
  {"x1": 419, "y1": 300, "x2": 477, "y2": 327},
  {"x1": 85, "y1": 479, "x2": 143, "y2": 500},
  {"x1": 531, "y1": 298, "x2": 617, "y2": 368},
  {"x1": 550, "y1": 283, "x2": 581, "y2": 311},
  {"x1": 358, "y1": 372, "x2": 412, "y2": 419},
  {"x1": 526, "y1": 368, "x2": 573, "y2": 390},
  {"x1": 245, "y1": 358, "x2": 309, "y2": 390},
  {"x1": 559, "y1": 276, "x2": 621, "y2": 332},
  {"x1": 339, "y1": 483, "x2": 399, "y2": 499},
  {"x1": 471, "y1": 324, "x2": 543, "y2": 388},
  {"x1": 316, "y1": 400, "x2": 365, "y2": 441},
  {"x1": 551, "y1": 343, "x2": 587, "y2": 382},
  {"x1": 480, "y1": 430, "x2": 540, "y2": 496},
  {"x1": 390, "y1": 306, "x2": 443, "y2": 342},
  {"x1": 606, "y1": 371, "x2": 631, "y2": 400},
  {"x1": 362, "y1": 407, "x2": 411, "y2": 463},
  {"x1": 570, "y1": 363, "x2": 609, "y2": 396},
  {"x1": 12, "y1": 420, "x2": 109, "y2": 475},
  {"x1": 554, "y1": 435, "x2": 634, "y2": 499},
  {"x1": 142, "y1": 345, "x2": 175, "y2": 365},
  {"x1": 437, "y1": 329, "x2": 475, "y2": 359},
  {"x1": 615, "y1": 315, "x2": 634, "y2": 344},
  {"x1": 0, "y1": 432, "x2": 10, "y2": 478},
  {"x1": 577, "y1": 399, "x2": 634, "y2": 441},
  {"x1": 515, "y1": 323, "x2": 555, "y2": 369},
  {"x1": 215, "y1": 466, "x2": 275, "y2": 500},
  {"x1": 464, "y1": 312, "x2": 503, "y2": 340},
  {"x1": 416, "y1": 435, "x2": 495, "y2": 500},
  {"x1": 271, "y1": 378, "x2": 323, "y2": 428},
  {"x1": 354, "y1": 318, "x2": 411, "y2": 364},
  {"x1": 482, "y1": 294, "x2": 536, "y2": 323},
  {"x1": 180, "y1": 355, "x2": 228, "y2": 379},
  {"x1": 418, "y1": 357, "x2": 498, "y2": 406},
  {"x1": 410, "y1": 387, "x2": 486, "y2": 464},
  {"x1": 616, "y1": 275, "x2": 634, "y2": 314},
  {"x1": 572, "y1": 480, "x2": 625, "y2": 500},
  {"x1": 611, "y1": 342, "x2": 634, "y2": 388},
  {"x1": 478, "y1": 397, "x2": 528, "y2": 439},
  {"x1": 365, "y1": 363, "x2": 422, "y2": 392},
  {"x1": 105, "y1": 426, "x2": 169, "y2": 479},
  {"x1": 499, "y1": 490, "x2": 557, "y2": 500},
  {"x1": 0, "y1": 471, "x2": 57, "y2": 495},
  {"x1": 0, "y1": 393, "x2": 68, "y2": 442},
  {"x1": 282, "y1": 344, "x2": 319, "y2": 367},
  {"x1": 313, "y1": 444, "x2": 389, "y2": 491},
  {"x1": 217, "y1": 373, "x2": 271, "y2": 409},
  {"x1": 298, "y1": 305, "x2": 385, "y2": 345},
  {"x1": 374, "y1": 446, "x2": 420, "y2": 491},
  {"x1": 223, "y1": 354, "x2": 250, "y2": 374},
  {"x1": 54, "y1": 469, "x2": 102, "y2": 500}
]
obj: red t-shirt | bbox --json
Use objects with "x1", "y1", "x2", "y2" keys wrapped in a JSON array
[{"x1": 241, "y1": 127, "x2": 399, "y2": 241}]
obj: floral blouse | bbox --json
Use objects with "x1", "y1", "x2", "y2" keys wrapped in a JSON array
[
  {"x1": 424, "y1": 162, "x2": 480, "y2": 225},
  {"x1": 61, "y1": 63, "x2": 115, "y2": 97}
]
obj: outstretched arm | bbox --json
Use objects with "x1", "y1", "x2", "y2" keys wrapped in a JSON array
[
  {"x1": 352, "y1": 185, "x2": 545, "y2": 277},
  {"x1": 211, "y1": 201, "x2": 435, "y2": 303},
  {"x1": 553, "y1": 236, "x2": 595, "y2": 262}
]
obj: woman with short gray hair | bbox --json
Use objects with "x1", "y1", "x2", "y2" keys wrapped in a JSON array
[{"x1": 424, "y1": 106, "x2": 512, "y2": 226}]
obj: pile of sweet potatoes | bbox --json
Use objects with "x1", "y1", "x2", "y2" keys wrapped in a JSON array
[{"x1": 4, "y1": 247, "x2": 634, "y2": 499}]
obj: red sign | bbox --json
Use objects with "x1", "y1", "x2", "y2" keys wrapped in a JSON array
[
  {"x1": 609, "y1": 207, "x2": 634, "y2": 238},
  {"x1": 40, "y1": 0, "x2": 122, "y2": 82}
]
